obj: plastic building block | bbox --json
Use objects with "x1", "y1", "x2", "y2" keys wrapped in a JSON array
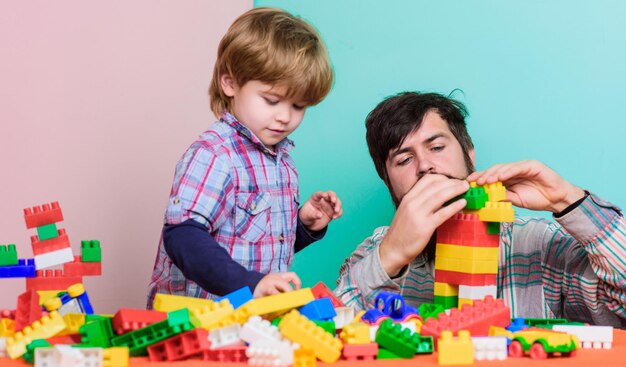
[
  {"x1": 552, "y1": 325, "x2": 613, "y2": 349},
  {"x1": 418, "y1": 303, "x2": 444, "y2": 320},
  {"x1": 199, "y1": 345, "x2": 247, "y2": 362},
  {"x1": 81, "y1": 240, "x2": 102, "y2": 262},
  {"x1": 434, "y1": 282, "x2": 458, "y2": 297},
  {"x1": 463, "y1": 183, "x2": 488, "y2": 210},
  {"x1": 46, "y1": 283, "x2": 95, "y2": 315},
  {"x1": 152, "y1": 293, "x2": 216, "y2": 313},
  {"x1": 0, "y1": 318, "x2": 15, "y2": 337},
  {"x1": 437, "y1": 213, "x2": 500, "y2": 247},
  {"x1": 340, "y1": 322, "x2": 371, "y2": 344},
  {"x1": 147, "y1": 328, "x2": 210, "y2": 362},
  {"x1": 30, "y1": 229, "x2": 71, "y2": 256},
  {"x1": 26, "y1": 269, "x2": 82, "y2": 291},
  {"x1": 487, "y1": 222, "x2": 500, "y2": 234},
  {"x1": 522, "y1": 317, "x2": 572, "y2": 328},
  {"x1": 208, "y1": 323, "x2": 241, "y2": 348},
  {"x1": 436, "y1": 243, "x2": 499, "y2": 261},
  {"x1": 0, "y1": 244, "x2": 18, "y2": 266},
  {"x1": 299, "y1": 298, "x2": 336, "y2": 320},
  {"x1": 438, "y1": 330, "x2": 474, "y2": 365},
  {"x1": 215, "y1": 286, "x2": 252, "y2": 309},
  {"x1": 508, "y1": 328, "x2": 578, "y2": 359},
  {"x1": 24, "y1": 201, "x2": 63, "y2": 229},
  {"x1": 433, "y1": 295, "x2": 458, "y2": 310},
  {"x1": 15, "y1": 290, "x2": 41, "y2": 332},
  {"x1": 36, "y1": 223, "x2": 58, "y2": 241},
  {"x1": 246, "y1": 339, "x2": 296, "y2": 366},
  {"x1": 190, "y1": 300, "x2": 234, "y2": 330},
  {"x1": 472, "y1": 336, "x2": 508, "y2": 360},
  {"x1": 22, "y1": 339, "x2": 51, "y2": 364},
  {"x1": 374, "y1": 318, "x2": 421, "y2": 358},
  {"x1": 111, "y1": 309, "x2": 167, "y2": 335},
  {"x1": 458, "y1": 284, "x2": 497, "y2": 300},
  {"x1": 435, "y1": 269, "x2": 497, "y2": 286},
  {"x1": 63, "y1": 256, "x2": 102, "y2": 276},
  {"x1": 376, "y1": 347, "x2": 401, "y2": 359},
  {"x1": 278, "y1": 310, "x2": 343, "y2": 363},
  {"x1": 103, "y1": 346, "x2": 129, "y2": 367},
  {"x1": 293, "y1": 347, "x2": 316, "y2": 367},
  {"x1": 479, "y1": 201, "x2": 514, "y2": 223},
  {"x1": 61, "y1": 313, "x2": 86, "y2": 335},
  {"x1": 6, "y1": 311, "x2": 67, "y2": 359},
  {"x1": 435, "y1": 256, "x2": 498, "y2": 274},
  {"x1": 342, "y1": 342, "x2": 378, "y2": 361},
  {"x1": 0, "y1": 259, "x2": 36, "y2": 278},
  {"x1": 483, "y1": 182, "x2": 507, "y2": 202},
  {"x1": 313, "y1": 319, "x2": 336, "y2": 335},
  {"x1": 421, "y1": 296, "x2": 511, "y2": 342},
  {"x1": 67, "y1": 283, "x2": 94, "y2": 314},
  {"x1": 110, "y1": 308, "x2": 195, "y2": 356},
  {"x1": 239, "y1": 315, "x2": 282, "y2": 345},
  {"x1": 311, "y1": 281, "x2": 345, "y2": 308},
  {"x1": 0, "y1": 309, "x2": 16, "y2": 319},
  {"x1": 34, "y1": 248, "x2": 74, "y2": 270},
  {"x1": 35, "y1": 345, "x2": 103, "y2": 367},
  {"x1": 333, "y1": 307, "x2": 355, "y2": 329},
  {"x1": 80, "y1": 316, "x2": 115, "y2": 348}
]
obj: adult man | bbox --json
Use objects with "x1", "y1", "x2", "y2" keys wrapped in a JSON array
[{"x1": 335, "y1": 92, "x2": 626, "y2": 326}]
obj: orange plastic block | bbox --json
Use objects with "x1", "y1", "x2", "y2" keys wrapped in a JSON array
[
  {"x1": 438, "y1": 330, "x2": 474, "y2": 365},
  {"x1": 0, "y1": 318, "x2": 15, "y2": 337},
  {"x1": 434, "y1": 256, "x2": 498, "y2": 274},
  {"x1": 112, "y1": 309, "x2": 167, "y2": 335},
  {"x1": 342, "y1": 343, "x2": 378, "y2": 361},
  {"x1": 339, "y1": 322, "x2": 371, "y2": 344},
  {"x1": 294, "y1": 348, "x2": 316, "y2": 367},
  {"x1": 278, "y1": 310, "x2": 343, "y2": 363},
  {"x1": 6, "y1": 311, "x2": 67, "y2": 358},
  {"x1": 478, "y1": 202, "x2": 514, "y2": 223},
  {"x1": 24, "y1": 201, "x2": 63, "y2": 229}
]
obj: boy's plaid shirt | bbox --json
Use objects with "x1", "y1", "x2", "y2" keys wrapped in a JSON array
[{"x1": 148, "y1": 112, "x2": 299, "y2": 303}]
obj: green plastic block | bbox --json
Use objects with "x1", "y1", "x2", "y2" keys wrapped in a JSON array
[
  {"x1": 375, "y1": 319, "x2": 419, "y2": 358},
  {"x1": 464, "y1": 186, "x2": 488, "y2": 210},
  {"x1": 487, "y1": 222, "x2": 501, "y2": 235},
  {"x1": 271, "y1": 317, "x2": 282, "y2": 327},
  {"x1": 524, "y1": 318, "x2": 573, "y2": 327},
  {"x1": 377, "y1": 347, "x2": 401, "y2": 359},
  {"x1": 433, "y1": 295, "x2": 458, "y2": 310},
  {"x1": 418, "y1": 303, "x2": 444, "y2": 320},
  {"x1": 313, "y1": 320, "x2": 336, "y2": 335},
  {"x1": 37, "y1": 223, "x2": 58, "y2": 241},
  {"x1": 23, "y1": 339, "x2": 51, "y2": 364},
  {"x1": 81, "y1": 240, "x2": 102, "y2": 262},
  {"x1": 0, "y1": 244, "x2": 18, "y2": 266},
  {"x1": 416, "y1": 335, "x2": 434, "y2": 354},
  {"x1": 79, "y1": 317, "x2": 115, "y2": 348}
]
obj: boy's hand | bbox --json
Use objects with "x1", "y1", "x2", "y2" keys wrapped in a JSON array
[
  {"x1": 253, "y1": 272, "x2": 302, "y2": 297},
  {"x1": 299, "y1": 191, "x2": 343, "y2": 232},
  {"x1": 466, "y1": 160, "x2": 585, "y2": 213}
]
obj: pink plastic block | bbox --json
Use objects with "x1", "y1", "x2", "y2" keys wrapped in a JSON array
[{"x1": 342, "y1": 343, "x2": 378, "y2": 361}]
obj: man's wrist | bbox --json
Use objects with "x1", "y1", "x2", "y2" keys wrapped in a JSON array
[
  {"x1": 378, "y1": 240, "x2": 406, "y2": 277},
  {"x1": 551, "y1": 186, "x2": 586, "y2": 213}
]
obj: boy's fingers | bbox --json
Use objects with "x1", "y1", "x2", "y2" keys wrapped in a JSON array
[
  {"x1": 281, "y1": 272, "x2": 302, "y2": 289},
  {"x1": 273, "y1": 279, "x2": 294, "y2": 293}
]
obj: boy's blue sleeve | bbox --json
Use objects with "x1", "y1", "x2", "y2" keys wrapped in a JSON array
[
  {"x1": 294, "y1": 216, "x2": 327, "y2": 253},
  {"x1": 163, "y1": 219, "x2": 265, "y2": 296}
]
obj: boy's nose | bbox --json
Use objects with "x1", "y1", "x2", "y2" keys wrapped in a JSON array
[{"x1": 275, "y1": 107, "x2": 291, "y2": 124}]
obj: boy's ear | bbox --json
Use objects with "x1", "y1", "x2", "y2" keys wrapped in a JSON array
[{"x1": 220, "y1": 74, "x2": 237, "y2": 97}]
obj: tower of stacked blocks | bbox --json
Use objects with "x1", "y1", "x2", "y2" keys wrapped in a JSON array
[{"x1": 434, "y1": 182, "x2": 514, "y2": 309}]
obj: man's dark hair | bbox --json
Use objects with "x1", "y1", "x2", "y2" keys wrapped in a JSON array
[{"x1": 365, "y1": 91, "x2": 475, "y2": 189}]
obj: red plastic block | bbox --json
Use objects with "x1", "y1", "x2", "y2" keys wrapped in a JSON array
[
  {"x1": 14, "y1": 290, "x2": 42, "y2": 332},
  {"x1": 437, "y1": 213, "x2": 499, "y2": 247},
  {"x1": 148, "y1": 328, "x2": 210, "y2": 362},
  {"x1": 342, "y1": 343, "x2": 378, "y2": 361},
  {"x1": 31, "y1": 229, "x2": 71, "y2": 255},
  {"x1": 421, "y1": 296, "x2": 510, "y2": 346},
  {"x1": 63, "y1": 256, "x2": 102, "y2": 277},
  {"x1": 24, "y1": 201, "x2": 64, "y2": 229},
  {"x1": 0, "y1": 309, "x2": 16, "y2": 319},
  {"x1": 46, "y1": 333, "x2": 83, "y2": 344},
  {"x1": 435, "y1": 270, "x2": 497, "y2": 286},
  {"x1": 26, "y1": 269, "x2": 83, "y2": 291},
  {"x1": 112, "y1": 308, "x2": 168, "y2": 335},
  {"x1": 199, "y1": 345, "x2": 247, "y2": 362},
  {"x1": 312, "y1": 281, "x2": 345, "y2": 308}
]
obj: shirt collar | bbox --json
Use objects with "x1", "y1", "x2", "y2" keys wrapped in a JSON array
[{"x1": 220, "y1": 112, "x2": 294, "y2": 156}]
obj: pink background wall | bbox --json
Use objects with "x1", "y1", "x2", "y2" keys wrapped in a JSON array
[{"x1": 0, "y1": 1, "x2": 252, "y2": 312}]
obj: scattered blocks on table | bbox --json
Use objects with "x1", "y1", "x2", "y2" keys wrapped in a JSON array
[
  {"x1": 278, "y1": 309, "x2": 343, "y2": 363},
  {"x1": 472, "y1": 336, "x2": 508, "y2": 360},
  {"x1": 438, "y1": 330, "x2": 474, "y2": 365}
]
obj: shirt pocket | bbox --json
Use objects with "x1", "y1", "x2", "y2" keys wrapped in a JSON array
[{"x1": 235, "y1": 191, "x2": 272, "y2": 243}]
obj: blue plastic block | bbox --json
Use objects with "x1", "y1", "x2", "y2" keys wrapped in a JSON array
[
  {"x1": 506, "y1": 317, "x2": 528, "y2": 332},
  {"x1": 299, "y1": 297, "x2": 336, "y2": 320},
  {"x1": 216, "y1": 286, "x2": 253, "y2": 309},
  {"x1": 0, "y1": 258, "x2": 36, "y2": 278},
  {"x1": 76, "y1": 291, "x2": 94, "y2": 314}
]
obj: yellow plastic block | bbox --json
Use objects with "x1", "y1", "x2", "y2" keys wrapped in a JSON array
[
  {"x1": 6, "y1": 311, "x2": 67, "y2": 359},
  {"x1": 434, "y1": 282, "x2": 458, "y2": 297},
  {"x1": 278, "y1": 310, "x2": 343, "y2": 363},
  {"x1": 436, "y1": 243, "x2": 499, "y2": 261},
  {"x1": 488, "y1": 326, "x2": 513, "y2": 338},
  {"x1": 190, "y1": 300, "x2": 234, "y2": 330},
  {"x1": 352, "y1": 310, "x2": 365, "y2": 324},
  {"x1": 458, "y1": 298, "x2": 473, "y2": 308},
  {"x1": 478, "y1": 201, "x2": 514, "y2": 223},
  {"x1": 103, "y1": 346, "x2": 130, "y2": 367},
  {"x1": 60, "y1": 313, "x2": 85, "y2": 335},
  {"x1": 339, "y1": 322, "x2": 371, "y2": 344},
  {"x1": 293, "y1": 347, "x2": 316, "y2": 367},
  {"x1": 438, "y1": 330, "x2": 474, "y2": 365},
  {"x1": 153, "y1": 293, "x2": 216, "y2": 313},
  {"x1": 434, "y1": 256, "x2": 498, "y2": 274},
  {"x1": 36, "y1": 290, "x2": 63, "y2": 306},
  {"x1": 0, "y1": 318, "x2": 15, "y2": 337},
  {"x1": 483, "y1": 182, "x2": 506, "y2": 202}
]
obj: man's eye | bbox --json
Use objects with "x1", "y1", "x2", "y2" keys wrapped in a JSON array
[
  {"x1": 398, "y1": 157, "x2": 411, "y2": 166},
  {"x1": 431, "y1": 145, "x2": 444, "y2": 152}
]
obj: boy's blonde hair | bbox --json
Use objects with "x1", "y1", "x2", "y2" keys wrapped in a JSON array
[{"x1": 209, "y1": 7, "x2": 334, "y2": 116}]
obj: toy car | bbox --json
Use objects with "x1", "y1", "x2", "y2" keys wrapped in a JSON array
[
  {"x1": 508, "y1": 328, "x2": 579, "y2": 359},
  {"x1": 362, "y1": 292, "x2": 421, "y2": 325}
]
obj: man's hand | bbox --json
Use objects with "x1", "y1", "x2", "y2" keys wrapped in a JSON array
[
  {"x1": 299, "y1": 190, "x2": 343, "y2": 232},
  {"x1": 379, "y1": 174, "x2": 469, "y2": 277},
  {"x1": 466, "y1": 160, "x2": 585, "y2": 213},
  {"x1": 253, "y1": 272, "x2": 302, "y2": 297}
]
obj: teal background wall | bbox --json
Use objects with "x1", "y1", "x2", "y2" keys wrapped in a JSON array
[{"x1": 255, "y1": 0, "x2": 626, "y2": 289}]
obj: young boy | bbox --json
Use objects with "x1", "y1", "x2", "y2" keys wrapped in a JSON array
[{"x1": 147, "y1": 8, "x2": 341, "y2": 307}]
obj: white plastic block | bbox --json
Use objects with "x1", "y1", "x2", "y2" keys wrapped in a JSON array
[
  {"x1": 458, "y1": 285, "x2": 497, "y2": 300},
  {"x1": 209, "y1": 323, "x2": 242, "y2": 349},
  {"x1": 0, "y1": 337, "x2": 7, "y2": 358},
  {"x1": 246, "y1": 339, "x2": 298, "y2": 366},
  {"x1": 333, "y1": 307, "x2": 354, "y2": 329},
  {"x1": 472, "y1": 336, "x2": 507, "y2": 361},
  {"x1": 35, "y1": 345, "x2": 103, "y2": 367},
  {"x1": 552, "y1": 325, "x2": 613, "y2": 349},
  {"x1": 34, "y1": 247, "x2": 74, "y2": 270},
  {"x1": 240, "y1": 316, "x2": 282, "y2": 344}
]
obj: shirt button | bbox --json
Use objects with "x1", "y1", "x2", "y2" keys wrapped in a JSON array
[
  {"x1": 250, "y1": 203, "x2": 256, "y2": 210},
  {"x1": 173, "y1": 197, "x2": 180, "y2": 204},
  {"x1": 279, "y1": 234, "x2": 285, "y2": 242}
]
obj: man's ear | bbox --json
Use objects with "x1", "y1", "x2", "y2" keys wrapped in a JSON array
[{"x1": 220, "y1": 74, "x2": 236, "y2": 97}]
